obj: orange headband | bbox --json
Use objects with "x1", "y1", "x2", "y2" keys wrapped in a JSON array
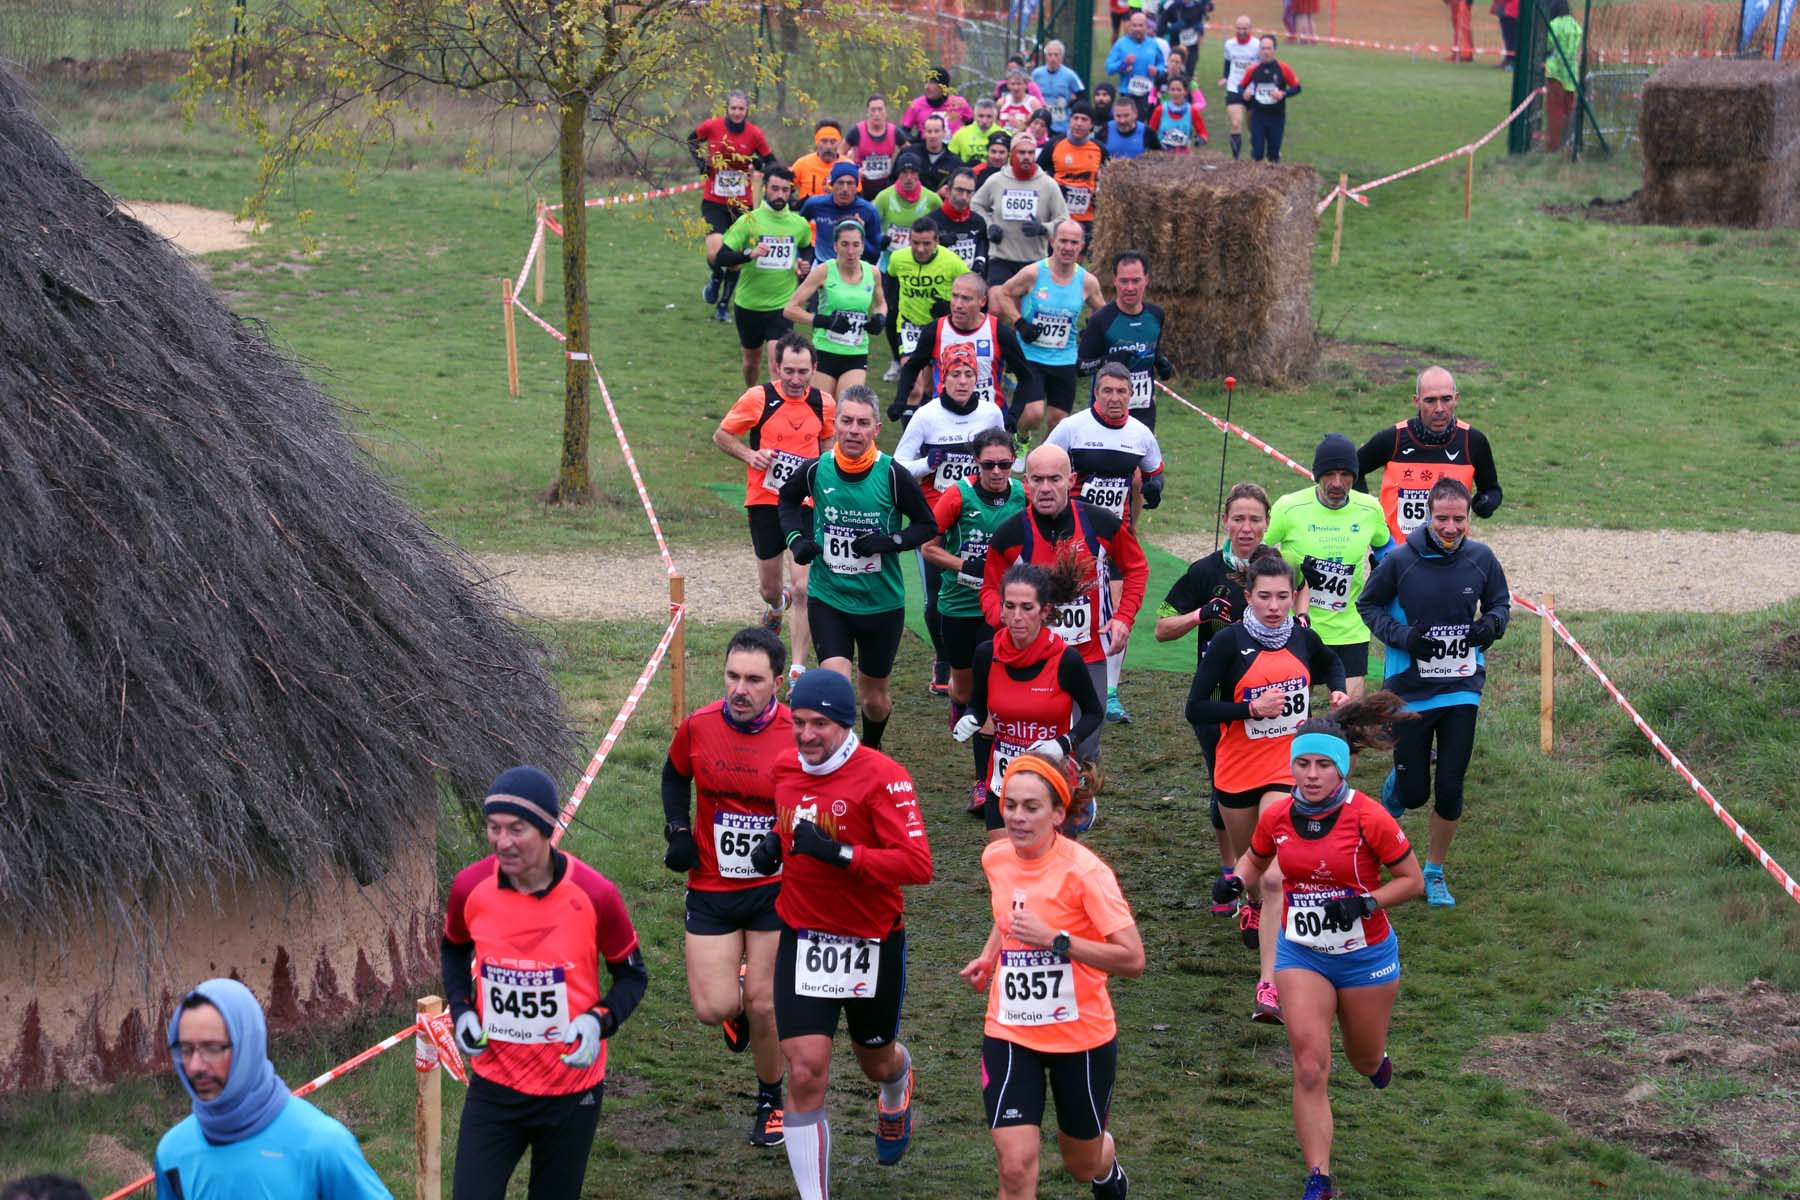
[
  {"x1": 1000, "y1": 754, "x2": 1073, "y2": 809},
  {"x1": 815, "y1": 125, "x2": 843, "y2": 143}
]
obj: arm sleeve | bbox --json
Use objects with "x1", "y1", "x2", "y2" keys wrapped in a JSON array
[
  {"x1": 968, "y1": 642, "x2": 994, "y2": 722},
  {"x1": 1102, "y1": 519, "x2": 1150, "y2": 627},
  {"x1": 1076, "y1": 310, "x2": 1110, "y2": 374},
  {"x1": 687, "y1": 124, "x2": 709, "y2": 171},
  {"x1": 1354, "y1": 429, "x2": 1388, "y2": 492},
  {"x1": 1184, "y1": 633, "x2": 1253, "y2": 725},
  {"x1": 893, "y1": 410, "x2": 930, "y2": 475},
  {"x1": 893, "y1": 322, "x2": 940, "y2": 403},
  {"x1": 1479, "y1": 548, "x2": 1512, "y2": 634},
  {"x1": 661, "y1": 756, "x2": 693, "y2": 828},
  {"x1": 847, "y1": 766, "x2": 935, "y2": 886},
  {"x1": 1144, "y1": 127, "x2": 1163, "y2": 150},
  {"x1": 997, "y1": 323, "x2": 1033, "y2": 379},
  {"x1": 1470, "y1": 429, "x2": 1502, "y2": 518},
  {"x1": 892, "y1": 462, "x2": 941, "y2": 549},
  {"x1": 1105, "y1": 42, "x2": 1128, "y2": 73},
  {"x1": 1280, "y1": 63, "x2": 1301, "y2": 92},
  {"x1": 1355, "y1": 554, "x2": 1411, "y2": 649},
  {"x1": 714, "y1": 242, "x2": 754, "y2": 268},
  {"x1": 1308, "y1": 630, "x2": 1348, "y2": 693},
  {"x1": 441, "y1": 936, "x2": 475, "y2": 1016},
  {"x1": 599, "y1": 948, "x2": 648, "y2": 1031},
  {"x1": 778, "y1": 459, "x2": 819, "y2": 544},
  {"x1": 1059, "y1": 648, "x2": 1104, "y2": 751}
]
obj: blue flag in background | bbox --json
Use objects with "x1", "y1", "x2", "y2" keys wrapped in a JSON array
[
  {"x1": 1776, "y1": 0, "x2": 1796, "y2": 56},
  {"x1": 1742, "y1": 0, "x2": 1773, "y2": 51}
]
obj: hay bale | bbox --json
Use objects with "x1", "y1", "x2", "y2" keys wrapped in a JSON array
[
  {"x1": 1641, "y1": 155, "x2": 1800, "y2": 227},
  {"x1": 1089, "y1": 156, "x2": 1318, "y2": 385},
  {"x1": 1640, "y1": 57, "x2": 1800, "y2": 166}
]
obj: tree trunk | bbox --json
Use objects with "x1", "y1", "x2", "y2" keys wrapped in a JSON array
[{"x1": 550, "y1": 92, "x2": 596, "y2": 505}]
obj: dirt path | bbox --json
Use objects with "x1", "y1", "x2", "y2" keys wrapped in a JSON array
[
  {"x1": 478, "y1": 527, "x2": 1800, "y2": 623},
  {"x1": 118, "y1": 200, "x2": 254, "y2": 255}
]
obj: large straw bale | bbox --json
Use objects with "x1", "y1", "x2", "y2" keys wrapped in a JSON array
[
  {"x1": 1640, "y1": 57, "x2": 1800, "y2": 166},
  {"x1": 1641, "y1": 154, "x2": 1800, "y2": 227},
  {"x1": 1089, "y1": 156, "x2": 1317, "y2": 385}
]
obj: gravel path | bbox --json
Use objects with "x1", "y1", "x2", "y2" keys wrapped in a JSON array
[{"x1": 478, "y1": 527, "x2": 1800, "y2": 622}]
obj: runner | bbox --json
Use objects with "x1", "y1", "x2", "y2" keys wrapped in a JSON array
[
  {"x1": 998, "y1": 69, "x2": 1041, "y2": 133},
  {"x1": 1354, "y1": 364, "x2": 1503, "y2": 545},
  {"x1": 894, "y1": 345, "x2": 1008, "y2": 700},
  {"x1": 950, "y1": 97, "x2": 1006, "y2": 162},
  {"x1": 901, "y1": 67, "x2": 975, "y2": 138},
  {"x1": 713, "y1": 332, "x2": 837, "y2": 677},
  {"x1": 912, "y1": 114, "x2": 962, "y2": 194},
  {"x1": 970, "y1": 132, "x2": 1069, "y2": 287},
  {"x1": 928, "y1": 168, "x2": 992, "y2": 278},
  {"x1": 663, "y1": 628, "x2": 795, "y2": 1147},
  {"x1": 691, "y1": 90, "x2": 778, "y2": 321},
  {"x1": 1183, "y1": 547, "x2": 1348, "y2": 1023},
  {"x1": 1148, "y1": 77, "x2": 1207, "y2": 151},
  {"x1": 955, "y1": 561, "x2": 1104, "y2": 836},
  {"x1": 1100, "y1": 95, "x2": 1162, "y2": 160},
  {"x1": 785, "y1": 220, "x2": 887, "y2": 395},
  {"x1": 1356, "y1": 477, "x2": 1510, "y2": 909},
  {"x1": 1040, "y1": 103, "x2": 1107, "y2": 238},
  {"x1": 1264, "y1": 434, "x2": 1393, "y2": 701},
  {"x1": 1076, "y1": 249, "x2": 1173, "y2": 428},
  {"x1": 981, "y1": 443, "x2": 1149, "y2": 770},
  {"x1": 993, "y1": 220, "x2": 1106, "y2": 441},
  {"x1": 1032, "y1": 39, "x2": 1089, "y2": 134},
  {"x1": 872, "y1": 156, "x2": 946, "y2": 382},
  {"x1": 1046, "y1": 364, "x2": 1164, "y2": 725},
  {"x1": 1090, "y1": 83, "x2": 1118, "y2": 129},
  {"x1": 751, "y1": 668, "x2": 934, "y2": 1197},
  {"x1": 974, "y1": 129, "x2": 1014, "y2": 187},
  {"x1": 884, "y1": 216, "x2": 969, "y2": 391},
  {"x1": 924, "y1": 428, "x2": 1028, "y2": 812},
  {"x1": 1218, "y1": 15, "x2": 1259, "y2": 158},
  {"x1": 960, "y1": 752, "x2": 1143, "y2": 1200},
  {"x1": 1212, "y1": 700, "x2": 1424, "y2": 1200},
  {"x1": 846, "y1": 95, "x2": 902, "y2": 202},
  {"x1": 892, "y1": 272, "x2": 1030, "y2": 419},
  {"x1": 1160, "y1": 0, "x2": 1213, "y2": 54},
  {"x1": 777, "y1": 387, "x2": 939, "y2": 750},
  {"x1": 792, "y1": 120, "x2": 850, "y2": 201},
  {"x1": 713, "y1": 166, "x2": 813, "y2": 388},
  {"x1": 445, "y1": 767, "x2": 648, "y2": 1199},
  {"x1": 1155, "y1": 481, "x2": 1271, "y2": 910},
  {"x1": 797, "y1": 161, "x2": 883, "y2": 272},
  {"x1": 1106, "y1": 11, "x2": 1168, "y2": 107},
  {"x1": 1238, "y1": 35, "x2": 1302, "y2": 163}
]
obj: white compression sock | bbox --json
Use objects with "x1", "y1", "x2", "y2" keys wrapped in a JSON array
[
  {"x1": 1106, "y1": 645, "x2": 1124, "y2": 692},
  {"x1": 879, "y1": 1043, "x2": 913, "y2": 1109},
  {"x1": 783, "y1": 1108, "x2": 831, "y2": 1200}
]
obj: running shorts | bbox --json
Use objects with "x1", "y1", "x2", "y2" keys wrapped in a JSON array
[
  {"x1": 1214, "y1": 783, "x2": 1288, "y2": 810},
  {"x1": 980, "y1": 1034, "x2": 1117, "y2": 1140},
  {"x1": 814, "y1": 349, "x2": 869, "y2": 379},
  {"x1": 774, "y1": 923, "x2": 908, "y2": 1046},
  {"x1": 807, "y1": 599, "x2": 906, "y2": 678},
  {"x1": 748, "y1": 504, "x2": 787, "y2": 561},
  {"x1": 940, "y1": 614, "x2": 994, "y2": 671},
  {"x1": 1327, "y1": 640, "x2": 1369, "y2": 679},
  {"x1": 1275, "y1": 929, "x2": 1402, "y2": 990},
  {"x1": 735, "y1": 305, "x2": 792, "y2": 351},
  {"x1": 1017, "y1": 361, "x2": 1079, "y2": 413},
  {"x1": 702, "y1": 199, "x2": 740, "y2": 236},
  {"x1": 685, "y1": 882, "x2": 783, "y2": 936}
]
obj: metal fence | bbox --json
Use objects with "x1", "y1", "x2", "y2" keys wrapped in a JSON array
[{"x1": 0, "y1": 0, "x2": 199, "y2": 68}]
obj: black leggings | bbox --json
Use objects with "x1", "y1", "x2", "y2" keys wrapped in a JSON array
[
  {"x1": 882, "y1": 272, "x2": 902, "y2": 359},
  {"x1": 1392, "y1": 703, "x2": 1479, "y2": 821},
  {"x1": 917, "y1": 552, "x2": 946, "y2": 660},
  {"x1": 452, "y1": 1074, "x2": 604, "y2": 1200},
  {"x1": 1249, "y1": 110, "x2": 1287, "y2": 162}
]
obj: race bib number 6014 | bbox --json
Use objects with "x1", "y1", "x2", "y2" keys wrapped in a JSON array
[{"x1": 794, "y1": 930, "x2": 881, "y2": 998}]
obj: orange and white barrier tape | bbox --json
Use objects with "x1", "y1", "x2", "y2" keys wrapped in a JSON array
[
  {"x1": 552, "y1": 602, "x2": 686, "y2": 842},
  {"x1": 512, "y1": 292, "x2": 567, "y2": 343},
  {"x1": 1272, "y1": 29, "x2": 1507, "y2": 57},
  {"x1": 1314, "y1": 87, "x2": 1544, "y2": 215},
  {"x1": 414, "y1": 1008, "x2": 469, "y2": 1084},
  {"x1": 545, "y1": 179, "x2": 705, "y2": 212},
  {"x1": 1158, "y1": 380, "x2": 1800, "y2": 910},
  {"x1": 592, "y1": 362, "x2": 677, "y2": 575},
  {"x1": 514, "y1": 216, "x2": 546, "y2": 300}
]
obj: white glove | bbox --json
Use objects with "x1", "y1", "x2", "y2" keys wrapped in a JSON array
[
  {"x1": 560, "y1": 1011, "x2": 603, "y2": 1069},
  {"x1": 953, "y1": 713, "x2": 980, "y2": 742},
  {"x1": 455, "y1": 1010, "x2": 487, "y2": 1058},
  {"x1": 1025, "y1": 738, "x2": 1066, "y2": 762}
]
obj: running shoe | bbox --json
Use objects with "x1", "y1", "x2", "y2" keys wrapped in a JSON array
[
  {"x1": 874, "y1": 1065, "x2": 914, "y2": 1165},
  {"x1": 928, "y1": 659, "x2": 950, "y2": 696},
  {"x1": 1423, "y1": 866, "x2": 1457, "y2": 908},
  {"x1": 1369, "y1": 1054, "x2": 1393, "y2": 1089},
  {"x1": 1067, "y1": 796, "x2": 1098, "y2": 836},
  {"x1": 1380, "y1": 768, "x2": 1402, "y2": 819},
  {"x1": 1252, "y1": 979, "x2": 1283, "y2": 1025},
  {"x1": 967, "y1": 780, "x2": 988, "y2": 815},
  {"x1": 704, "y1": 275, "x2": 721, "y2": 306},
  {"x1": 1093, "y1": 1159, "x2": 1130, "y2": 1199},
  {"x1": 1238, "y1": 900, "x2": 1261, "y2": 950},
  {"x1": 721, "y1": 963, "x2": 750, "y2": 1053},
  {"x1": 882, "y1": 361, "x2": 901, "y2": 382},
  {"x1": 713, "y1": 301, "x2": 731, "y2": 323},
  {"x1": 760, "y1": 587, "x2": 790, "y2": 634},
  {"x1": 749, "y1": 1099, "x2": 785, "y2": 1147},
  {"x1": 787, "y1": 664, "x2": 806, "y2": 692},
  {"x1": 1105, "y1": 693, "x2": 1131, "y2": 724},
  {"x1": 1301, "y1": 1168, "x2": 1335, "y2": 1200},
  {"x1": 1210, "y1": 872, "x2": 1239, "y2": 917}
]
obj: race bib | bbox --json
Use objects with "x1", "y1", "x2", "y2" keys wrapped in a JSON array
[
  {"x1": 888, "y1": 223, "x2": 911, "y2": 251},
  {"x1": 1046, "y1": 596, "x2": 1091, "y2": 646},
  {"x1": 1244, "y1": 676, "x2": 1308, "y2": 740},
  {"x1": 794, "y1": 929, "x2": 880, "y2": 998},
  {"x1": 1050, "y1": 99, "x2": 1069, "y2": 123},
  {"x1": 1033, "y1": 312, "x2": 1073, "y2": 349},
  {"x1": 713, "y1": 811, "x2": 775, "y2": 880},
  {"x1": 1254, "y1": 82, "x2": 1278, "y2": 104},
  {"x1": 1128, "y1": 74, "x2": 1153, "y2": 97},
  {"x1": 1000, "y1": 188, "x2": 1038, "y2": 222},
  {"x1": 949, "y1": 234, "x2": 981, "y2": 267},
  {"x1": 935, "y1": 452, "x2": 977, "y2": 491},
  {"x1": 1129, "y1": 370, "x2": 1153, "y2": 408},
  {"x1": 1303, "y1": 556, "x2": 1354, "y2": 613},
  {"x1": 1081, "y1": 475, "x2": 1131, "y2": 517},
  {"x1": 755, "y1": 237, "x2": 795, "y2": 270},
  {"x1": 762, "y1": 450, "x2": 805, "y2": 493},
  {"x1": 479, "y1": 964, "x2": 569, "y2": 1044},
  {"x1": 988, "y1": 737, "x2": 1031, "y2": 791},
  {"x1": 996, "y1": 949, "x2": 1079, "y2": 1026},
  {"x1": 823, "y1": 524, "x2": 880, "y2": 574},
  {"x1": 825, "y1": 311, "x2": 868, "y2": 347},
  {"x1": 860, "y1": 153, "x2": 892, "y2": 180},
  {"x1": 1064, "y1": 186, "x2": 1092, "y2": 216},
  {"x1": 1397, "y1": 488, "x2": 1430, "y2": 534},
  {"x1": 1285, "y1": 889, "x2": 1367, "y2": 954},
  {"x1": 714, "y1": 170, "x2": 748, "y2": 198},
  {"x1": 1161, "y1": 125, "x2": 1190, "y2": 149},
  {"x1": 1180, "y1": 26, "x2": 1199, "y2": 44},
  {"x1": 1416, "y1": 623, "x2": 1476, "y2": 679},
  {"x1": 900, "y1": 320, "x2": 925, "y2": 355}
]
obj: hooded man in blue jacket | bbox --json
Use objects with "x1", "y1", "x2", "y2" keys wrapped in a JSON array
[
  {"x1": 1356, "y1": 475, "x2": 1510, "y2": 910},
  {"x1": 156, "y1": 978, "x2": 390, "y2": 1200}
]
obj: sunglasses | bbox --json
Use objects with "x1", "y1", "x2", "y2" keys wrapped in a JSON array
[{"x1": 978, "y1": 459, "x2": 1016, "y2": 471}]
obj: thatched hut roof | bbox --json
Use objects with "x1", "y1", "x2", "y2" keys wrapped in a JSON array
[{"x1": 0, "y1": 67, "x2": 575, "y2": 931}]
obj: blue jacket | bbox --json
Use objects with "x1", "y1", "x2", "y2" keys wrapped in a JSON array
[
  {"x1": 1105, "y1": 34, "x2": 1167, "y2": 86},
  {"x1": 1357, "y1": 524, "x2": 1509, "y2": 710},
  {"x1": 156, "y1": 1097, "x2": 391, "y2": 1200},
  {"x1": 798, "y1": 194, "x2": 883, "y2": 265}
]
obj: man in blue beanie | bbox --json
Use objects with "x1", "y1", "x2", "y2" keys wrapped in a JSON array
[{"x1": 155, "y1": 977, "x2": 390, "y2": 1199}]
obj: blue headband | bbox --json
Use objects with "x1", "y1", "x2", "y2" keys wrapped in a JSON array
[{"x1": 1290, "y1": 731, "x2": 1350, "y2": 778}]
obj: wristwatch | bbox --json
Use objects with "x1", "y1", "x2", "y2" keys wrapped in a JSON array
[
  {"x1": 835, "y1": 842, "x2": 855, "y2": 867},
  {"x1": 1359, "y1": 893, "x2": 1379, "y2": 918},
  {"x1": 663, "y1": 821, "x2": 690, "y2": 840},
  {"x1": 1051, "y1": 930, "x2": 1072, "y2": 957}
]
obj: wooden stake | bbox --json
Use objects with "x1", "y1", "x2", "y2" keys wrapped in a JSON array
[
  {"x1": 670, "y1": 574, "x2": 687, "y2": 728},
  {"x1": 501, "y1": 278, "x2": 519, "y2": 397},
  {"x1": 1329, "y1": 172, "x2": 1348, "y2": 267},
  {"x1": 1464, "y1": 151, "x2": 1474, "y2": 220},
  {"x1": 534, "y1": 199, "x2": 546, "y2": 305},
  {"x1": 415, "y1": 995, "x2": 444, "y2": 1200},
  {"x1": 1539, "y1": 591, "x2": 1555, "y2": 754}
]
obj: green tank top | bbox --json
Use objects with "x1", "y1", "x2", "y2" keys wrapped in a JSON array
[
  {"x1": 937, "y1": 477, "x2": 1026, "y2": 619},
  {"x1": 808, "y1": 452, "x2": 904, "y2": 614},
  {"x1": 812, "y1": 260, "x2": 876, "y2": 355}
]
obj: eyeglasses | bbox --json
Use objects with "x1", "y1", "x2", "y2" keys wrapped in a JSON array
[
  {"x1": 978, "y1": 459, "x2": 1015, "y2": 471},
  {"x1": 175, "y1": 1041, "x2": 232, "y2": 1062}
]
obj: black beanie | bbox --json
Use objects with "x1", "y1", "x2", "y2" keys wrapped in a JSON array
[
  {"x1": 788, "y1": 669, "x2": 857, "y2": 727},
  {"x1": 484, "y1": 766, "x2": 560, "y2": 837},
  {"x1": 1312, "y1": 433, "x2": 1358, "y2": 479}
]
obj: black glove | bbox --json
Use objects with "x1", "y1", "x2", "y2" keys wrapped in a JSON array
[
  {"x1": 1198, "y1": 597, "x2": 1234, "y2": 623},
  {"x1": 1016, "y1": 318, "x2": 1041, "y2": 343},
  {"x1": 1155, "y1": 353, "x2": 1175, "y2": 380},
  {"x1": 1405, "y1": 626, "x2": 1447, "y2": 660},
  {"x1": 1142, "y1": 472, "x2": 1164, "y2": 510},
  {"x1": 930, "y1": 298, "x2": 952, "y2": 319},
  {"x1": 1104, "y1": 347, "x2": 1136, "y2": 366},
  {"x1": 986, "y1": 223, "x2": 1005, "y2": 243},
  {"x1": 663, "y1": 827, "x2": 699, "y2": 873},
  {"x1": 1321, "y1": 894, "x2": 1373, "y2": 929},
  {"x1": 887, "y1": 397, "x2": 910, "y2": 422},
  {"x1": 788, "y1": 536, "x2": 820, "y2": 566},
  {"x1": 1020, "y1": 219, "x2": 1048, "y2": 238},
  {"x1": 1211, "y1": 873, "x2": 1245, "y2": 906},
  {"x1": 826, "y1": 309, "x2": 858, "y2": 334},
  {"x1": 972, "y1": 255, "x2": 988, "y2": 276},
  {"x1": 867, "y1": 310, "x2": 887, "y2": 335},
  {"x1": 792, "y1": 819, "x2": 853, "y2": 867},
  {"x1": 959, "y1": 551, "x2": 987, "y2": 580},
  {"x1": 749, "y1": 829, "x2": 783, "y2": 876},
  {"x1": 1468, "y1": 612, "x2": 1503, "y2": 649},
  {"x1": 1471, "y1": 488, "x2": 1501, "y2": 519},
  {"x1": 850, "y1": 530, "x2": 902, "y2": 557}
]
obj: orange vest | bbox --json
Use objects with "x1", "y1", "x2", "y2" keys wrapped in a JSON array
[
  {"x1": 1375, "y1": 419, "x2": 1478, "y2": 542},
  {"x1": 1051, "y1": 139, "x2": 1105, "y2": 222},
  {"x1": 1214, "y1": 644, "x2": 1312, "y2": 793}
]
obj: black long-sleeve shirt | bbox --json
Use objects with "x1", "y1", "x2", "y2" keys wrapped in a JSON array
[{"x1": 1183, "y1": 622, "x2": 1346, "y2": 726}]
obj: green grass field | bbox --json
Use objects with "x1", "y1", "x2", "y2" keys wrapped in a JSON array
[{"x1": 6, "y1": 39, "x2": 1800, "y2": 1200}]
